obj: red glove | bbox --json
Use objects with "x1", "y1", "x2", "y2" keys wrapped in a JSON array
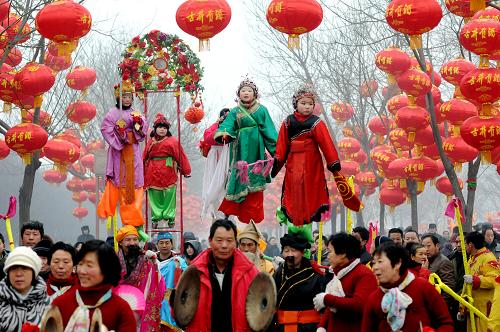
[{"x1": 132, "y1": 115, "x2": 143, "y2": 131}]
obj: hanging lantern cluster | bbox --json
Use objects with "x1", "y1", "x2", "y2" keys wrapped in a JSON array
[
  {"x1": 65, "y1": 101, "x2": 97, "y2": 130},
  {"x1": 266, "y1": 0, "x2": 323, "y2": 49},
  {"x1": 375, "y1": 46, "x2": 411, "y2": 84},
  {"x1": 42, "y1": 138, "x2": 80, "y2": 173},
  {"x1": 43, "y1": 169, "x2": 67, "y2": 185},
  {"x1": 66, "y1": 66, "x2": 97, "y2": 97}
]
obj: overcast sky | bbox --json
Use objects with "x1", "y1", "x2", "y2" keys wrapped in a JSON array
[{"x1": 86, "y1": 0, "x2": 257, "y2": 122}]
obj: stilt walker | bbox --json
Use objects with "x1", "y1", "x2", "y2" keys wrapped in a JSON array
[
  {"x1": 144, "y1": 113, "x2": 191, "y2": 229},
  {"x1": 97, "y1": 80, "x2": 149, "y2": 240}
]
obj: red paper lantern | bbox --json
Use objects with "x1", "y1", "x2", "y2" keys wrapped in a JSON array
[
  {"x1": 176, "y1": 0, "x2": 232, "y2": 51},
  {"x1": 358, "y1": 171, "x2": 378, "y2": 190},
  {"x1": 44, "y1": 53, "x2": 72, "y2": 72},
  {"x1": 460, "y1": 67, "x2": 500, "y2": 114},
  {"x1": 403, "y1": 155, "x2": 438, "y2": 190},
  {"x1": 440, "y1": 98, "x2": 477, "y2": 126},
  {"x1": 445, "y1": 0, "x2": 475, "y2": 18},
  {"x1": 14, "y1": 62, "x2": 56, "y2": 108},
  {"x1": 385, "y1": 0, "x2": 442, "y2": 49},
  {"x1": 338, "y1": 137, "x2": 361, "y2": 157},
  {"x1": 86, "y1": 140, "x2": 104, "y2": 153},
  {"x1": 380, "y1": 187, "x2": 406, "y2": 210},
  {"x1": 472, "y1": 6, "x2": 500, "y2": 20},
  {"x1": 331, "y1": 102, "x2": 354, "y2": 122},
  {"x1": 459, "y1": 19, "x2": 500, "y2": 60},
  {"x1": 81, "y1": 153, "x2": 95, "y2": 171},
  {"x1": 1, "y1": 13, "x2": 31, "y2": 45},
  {"x1": 460, "y1": 115, "x2": 500, "y2": 161},
  {"x1": 43, "y1": 139, "x2": 80, "y2": 172},
  {"x1": 66, "y1": 177, "x2": 83, "y2": 192},
  {"x1": 0, "y1": 1, "x2": 9, "y2": 22},
  {"x1": 342, "y1": 126, "x2": 354, "y2": 137},
  {"x1": 410, "y1": 57, "x2": 433, "y2": 74},
  {"x1": 82, "y1": 178, "x2": 96, "y2": 192},
  {"x1": 65, "y1": 101, "x2": 97, "y2": 128},
  {"x1": 375, "y1": 46, "x2": 411, "y2": 83},
  {"x1": 0, "y1": 47, "x2": 21, "y2": 67},
  {"x1": 397, "y1": 68, "x2": 433, "y2": 97},
  {"x1": 436, "y1": 176, "x2": 463, "y2": 199},
  {"x1": 368, "y1": 116, "x2": 396, "y2": 136},
  {"x1": 341, "y1": 160, "x2": 360, "y2": 177},
  {"x1": 387, "y1": 94, "x2": 409, "y2": 115},
  {"x1": 351, "y1": 149, "x2": 368, "y2": 165},
  {"x1": 72, "y1": 207, "x2": 88, "y2": 219},
  {"x1": 440, "y1": 57, "x2": 476, "y2": 87},
  {"x1": 47, "y1": 40, "x2": 78, "y2": 57},
  {"x1": 389, "y1": 128, "x2": 414, "y2": 153},
  {"x1": 443, "y1": 135, "x2": 479, "y2": 165},
  {"x1": 5, "y1": 123, "x2": 48, "y2": 164},
  {"x1": 414, "y1": 126, "x2": 435, "y2": 147},
  {"x1": 66, "y1": 66, "x2": 97, "y2": 91},
  {"x1": 24, "y1": 109, "x2": 52, "y2": 128},
  {"x1": 266, "y1": 0, "x2": 323, "y2": 49},
  {"x1": 387, "y1": 157, "x2": 409, "y2": 182},
  {"x1": 42, "y1": 169, "x2": 67, "y2": 185},
  {"x1": 88, "y1": 192, "x2": 98, "y2": 204},
  {"x1": 431, "y1": 71, "x2": 442, "y2": 87},
  {"x1": 184, "y1": 106, "x2": 204, "y2": 124},
  {"x1": 422, "y1": 143, "x2": 441, "y2": 160},
  {"x1": 0, "y1": 139, "x2": 10, "y2": 160},
  {"x1": 416, "y1": 85, "x2": 441, "y2": 108},
  {"x1": 35, "y1": 0, "x2": 92, "y2": 55},
  {"x1": 371, "y1": 148, "x2": 397, "y2": 175},
  {"x1": 12, "y1": 94, "x2": 34, "y2": 111},
  {"x1": 72, "y1": 191, "x2": 88, "y2": 203},
  {"x1": 434, "y1": 159, "x2": 445, "y2": 177},
  {"x1": 395, "y1": 105, "x2": 430, "y2": 141},
  {"x1": 360, "y1": 80, "x2": 378, "y2": 98}
]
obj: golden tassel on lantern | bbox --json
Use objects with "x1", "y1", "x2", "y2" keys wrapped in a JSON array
[
  {"x1": 21, "y1": 153, "x2": 32, "y2": 165},
  {"x1": 198, "y1": 39, "x2": 210, "y2": 52},
  {"x1": 389, "y1": 206, "x2": 396, "y2": 214},
  {"x1": 408, "y1": 131, "x2": 416, "y2": 142},
  {"x1": 417, "y1": 181, "x2": 425, "y2": 192},
  {"x1": 480, "y1": 151, "x2": 491, "y2": 164},
  {"x1": 288, "y1": 34, "x2": 300, "y2": 49},
  {"x1": 387, "y1": 74, "x2": 396, "y2": 85},
  {"x1": 33, "y1": 95, "x2": 43, "y2": 109},
  {"x1": 400, "y1": 179, "x2": 407, "y2": 188},
  {"x1": 409, "y1": 35, "x2": 423, "y2": 50},
  {"x1": 454, "y1": 163, "x2": 462, "y2": 173}
]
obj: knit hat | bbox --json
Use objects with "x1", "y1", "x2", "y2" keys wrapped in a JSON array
[
  {"x1": 236, "y1": 76, "x2": 259, "y2": 98},
  {"x1": 114, "y1": 79, "x2": 135, "y2": 98},
  {"x1": 3, "y1": 246, "x2": 42, "y2": 276},
  {"x1": 280, "y1": 233, "x2": 311, "y2": 251},
  {"x1": 153, "y1": 113, "x2": 170, "y2": 128},
  {"x1": 292, "y1": 84, "x2": 316, "y2": 110},
  {"x1": 33, "y1": 239, "x2": 53, "y2": 258},
  {"x1": 183, "y1": 232, "x2": 197, "y2": 241},
  {"x1": 116, "y1": 225, "x2": 139, "y2": 243},
  {"x1": 157, "y1": 232, "x2": 173, "y2": 243}
]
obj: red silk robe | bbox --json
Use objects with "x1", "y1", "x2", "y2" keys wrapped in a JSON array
[{"x1": 274, "y1": 113, "x2": 340, "y2": 226}]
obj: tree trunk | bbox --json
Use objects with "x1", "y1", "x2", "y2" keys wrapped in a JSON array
[
  {"x1": 407, "y1": 180, "x2": 419, "y2": 231},
  {"x1": 340, "y1": 205, "x2": 346, "y2": 232},
  {"x1": 330, "y1": 205, "x2": 337, "y2": 234},
  {"x1": 18, "y1": 152, "x2": 42, "y2": 235},
  {"x1": 465, "y1": 158, "x2": 481, "y2": 232},
  {"x1": 379, "y1": 202, "x2": 386, "y2": 234}
]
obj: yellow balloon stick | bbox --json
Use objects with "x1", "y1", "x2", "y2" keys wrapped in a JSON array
[{"x1": 5, "y1": 218, "x2": 14, "y2": 250}]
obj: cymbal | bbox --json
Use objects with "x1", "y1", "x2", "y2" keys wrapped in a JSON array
[
  {"x1": 39, "y1": 305, "x2": 63, "y2": 332},
  {"x1": 246, "y1": 272, "x2": 277, "y2": 332},
  {"x1": 174, "y1": 265, "x2": 201, "y2": 328}
]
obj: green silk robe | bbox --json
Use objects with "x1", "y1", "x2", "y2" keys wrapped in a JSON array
[{"x1": 214, "y1": 102, "x2": 278, "y2": 202}]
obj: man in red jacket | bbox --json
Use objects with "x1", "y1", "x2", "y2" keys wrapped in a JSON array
[
  {"x1": 362, "y1": 243, "x2": 454, "y2": 332},
  {"x1": 183, "y1": 218, "x2": 259, "y2": 332}
]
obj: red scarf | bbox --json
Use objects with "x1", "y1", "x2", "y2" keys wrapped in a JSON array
[{"x1": 46, "y1": 273, "x2": 79, "y2": 296}]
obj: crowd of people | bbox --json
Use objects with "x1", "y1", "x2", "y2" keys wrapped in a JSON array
[{"x1": 0, "y1": 219, "x2": 499, "y2": 332}]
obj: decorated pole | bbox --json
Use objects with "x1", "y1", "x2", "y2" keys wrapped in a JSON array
[
  {"x1": 445, "y1": 198, "x2": 477, "y2": 332},
  {"x1": 176, "y1": 87, "x2": 184, "y2": 252},
  {"x1": 317, "y1": 221, "x2": 323, "y2": 265},
  {"x1": 0, "y1": 196, "x2": 17, "y2": 250}
]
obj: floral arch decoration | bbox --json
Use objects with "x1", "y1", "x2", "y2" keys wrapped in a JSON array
[{"x1": 118, "y1": 30, "x2": 204, "y2": 96}]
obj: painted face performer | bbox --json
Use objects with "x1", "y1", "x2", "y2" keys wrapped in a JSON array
[
  {"x1": 272, "y1": 85, "x2": 341, "y2": 228},
  {"x1": 97, "y1": 80, "x2": 149, "y2": 229},
  {"x1": 214, "y1": 77, "x2": 278, "y2": 223},
  {"x1": 143, "y1": 113, "x2": 191, "y2": 228}
]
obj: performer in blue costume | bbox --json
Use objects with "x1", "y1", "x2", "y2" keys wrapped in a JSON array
[{"x1": 156, "y1": 232, "x2": 187, "y2": 331}]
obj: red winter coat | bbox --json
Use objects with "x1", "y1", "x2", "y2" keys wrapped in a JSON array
[
  {"x1": 362, "y1": 273, "x2": 454, "y2": 332},
  {"x1": 143, "y1": 136, "x2": 191, "y2": 189},
  {"x1": 318, "y1": 262, "x2": 378, "y2": 332},
  {"x1": 185, "y1": 248, "x2": 259, "y2": 332},
  {"x1": 52, "y1": 284, "x2": 136, "y2": 332},
  {"x1": 408, "y1": 265, "x2": 431, "y2": 280}
]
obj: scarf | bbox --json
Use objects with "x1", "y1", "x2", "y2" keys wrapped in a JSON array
[
  {"x1": 325, "y1": 259, "x2": 360, "y2": 312},
  {"x1": 64, "y1": 289, "x2": 112, "y2": 332},
  {"x1": 47, "y1": 273, "x2": 79, "y2": 296},
  {"x1": 380, "y1": 272, "x2": 415, "y2": 331}
]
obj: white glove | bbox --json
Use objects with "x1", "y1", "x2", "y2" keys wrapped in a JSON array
[
  {"x1": 272, "y1": 256, "x2": 285, "y2": 269},
  {"x1": 463, "y1": 274, "x2": 473, "y2": 284},
  {"x1": 145, "y1": 250, "x2": 157, "y2": 261},
  {"x1": 316, "y1": 328, "x2": 327, "y2": 332},
  {"x1": 313, "y1": 292, "x2": 326, "y2": 311}
]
